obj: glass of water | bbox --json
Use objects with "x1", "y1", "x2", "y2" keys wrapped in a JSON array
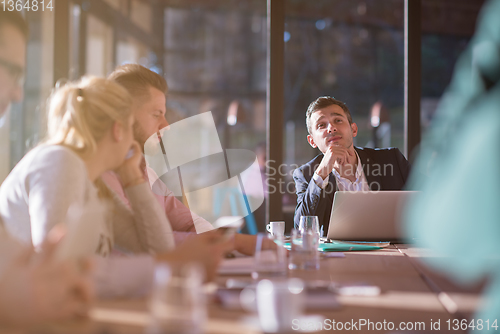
[
  {"x1": 252, "y1": 233, "x2": 287, "y2": 280},
  {"x1": 256, "y1": 278, "x2": 305, "y2": 333},
  {"x1": 289, "y1": 228, "x2": 320, "y2": 270},
  {"x1": 299, "y1": 216, "x2": 320, "y2": 235},
  {"x1": 148, "y1": 263, "x2": 206, "y2": 334}
]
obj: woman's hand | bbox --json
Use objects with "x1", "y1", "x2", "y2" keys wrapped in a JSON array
[
  {"x1": 115, "y1": 141, "x2": 145, "y2": 188},
  {"x1": 233, "y1": 233, "x2": 277, "y2": 256}
]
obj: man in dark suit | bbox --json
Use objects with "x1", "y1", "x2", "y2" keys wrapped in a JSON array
[{"x1": 293, "y1": 96, "x2": 410, "y2": 233}]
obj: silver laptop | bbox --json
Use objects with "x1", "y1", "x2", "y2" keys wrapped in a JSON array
[{"x1": 326, "y1": 191, "x2": 418, "y2": 241}]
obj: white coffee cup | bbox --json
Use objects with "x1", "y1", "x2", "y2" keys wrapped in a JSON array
[{"x1": 266, "y1": 221, "x2": 285, "y2": 236}]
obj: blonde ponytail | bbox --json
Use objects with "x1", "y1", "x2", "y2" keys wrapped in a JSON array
[{"x1": 45, "y1": 76, "x2": 133, "y2": 158}]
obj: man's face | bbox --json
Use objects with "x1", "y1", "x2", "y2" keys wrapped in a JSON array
[
  {"x1": 307, "y1": 104, "x2": 358, "y2": 153},
  {"x1": 132, "y1": 86, "x2": 169, "y2": 151},
  {"x1": 0, "y1": 24, "x2": 26, "y2": 116}
]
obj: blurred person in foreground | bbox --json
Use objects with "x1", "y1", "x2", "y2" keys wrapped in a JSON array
[
  {"x1": 404, "y1": 0, "x2": 500, "y2": 329},
  {"x1": 293, "y1": 96, "x2": 410, "y2": 232},
  {"x1": 106, "y1": 64, "x2": 269, "y2": 255},
  {"x1": 0, "y1": 10, "x2": 91, "y2": 325}
]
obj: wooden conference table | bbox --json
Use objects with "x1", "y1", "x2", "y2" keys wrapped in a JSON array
[{"x1": 16, "y1": 245, "x2": 484, "y2": 334}]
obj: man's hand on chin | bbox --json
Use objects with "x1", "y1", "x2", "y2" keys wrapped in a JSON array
[{"x1": 316, "y1": 144, "x2": 354, "y2": 179}]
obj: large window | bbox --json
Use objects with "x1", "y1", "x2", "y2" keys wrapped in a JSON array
[
  {"x1": 85, "y1": 14, "x2": 113, "y2": 77},
  {"x1": 161, "y1": 1, "x2": 268, "y2": 231},
  {"x1": 420, "y1": 0, "x2": 485, "y2": 130}
]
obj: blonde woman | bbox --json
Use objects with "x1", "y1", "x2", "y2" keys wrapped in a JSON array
[{"x1": 0, "y1": 76, "x2": 176, "y2": 255}]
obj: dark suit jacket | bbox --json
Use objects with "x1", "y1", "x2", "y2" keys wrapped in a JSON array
[{"x1": 293, "y1": 147, "x2": 410, "y2": 232}]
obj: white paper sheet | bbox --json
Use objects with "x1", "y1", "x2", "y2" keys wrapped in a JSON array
[{"x1": 218, "y1": 256, "x2": 255, "y2": 275}]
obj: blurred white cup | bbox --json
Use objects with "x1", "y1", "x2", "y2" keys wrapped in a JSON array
[{"x1": 266, "y1": 221, "x2": 285, "y2": 236}]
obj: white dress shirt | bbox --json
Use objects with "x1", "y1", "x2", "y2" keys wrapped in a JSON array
[{"x1": 312, "y1": 151, "x2": 370, "y2": 192}]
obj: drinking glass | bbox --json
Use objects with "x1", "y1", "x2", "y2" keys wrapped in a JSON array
[
  {"x1": 289, "y1": 228, "x2": 320, "y2": 270},
  {"x1": 252, "y1": 233, "x2": 287, "y2": 279},
  {"x1": 256, "y1": 278, "x2": 305, "y2": 333},
  {"x1": 299, "y1": 216, "x2": 320, "y2": 235},
  {"x1": 148, "y1": 263, "x2": 206, "y2": 334}
]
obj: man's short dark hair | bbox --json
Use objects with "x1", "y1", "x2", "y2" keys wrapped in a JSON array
[
  {"x1": 306, "y1": 96, "x2": 353, "y2": 134},
  {"x1": 0, "y1": 11, "x2": 29, "y2": 41}
]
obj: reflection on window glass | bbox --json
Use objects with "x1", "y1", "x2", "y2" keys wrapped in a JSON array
[
  {"x1": 131, "y1": 0, "x2": 152, "y2": 33},
  {"x1": 162, "y1": 0, "x2": 267, "y2": 232},
  {"x1": 421, "y1": 35, "x2": 470, "y2": 130},
  {"x1": 103, "y1": 0, "x2": 128, "y2": 15},
  {"x1": 69, "y1": 2, "x2": 81, "y2": 80},
  {"x1": 117, "y1": 37, "x2": 151, "y2": 68},
  {"x1": 86, "y1": 14, "x2": 113, "y2": 77},
  {"x1": 420, "y1": 0, "x2": 484, "y2": 131}
]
